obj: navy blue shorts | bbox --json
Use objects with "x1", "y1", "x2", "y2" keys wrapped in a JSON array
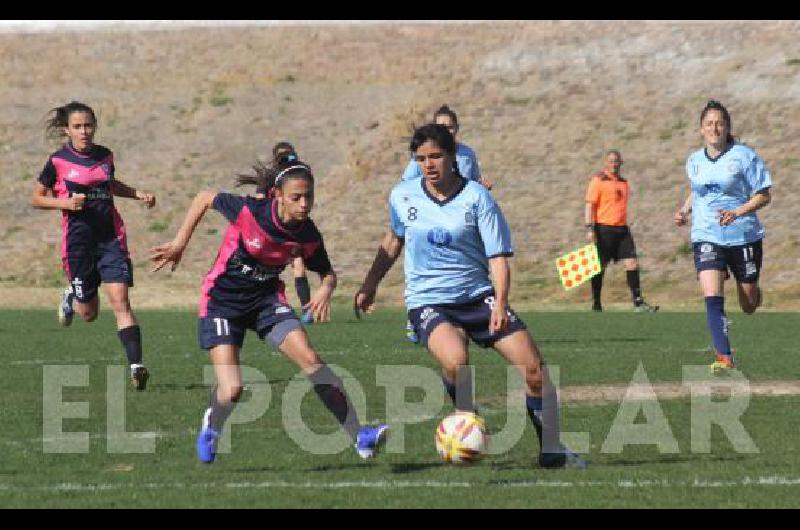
[
  {"x1": 64, "y1": 239, "x2": 132, "y2": 303},
  {"x1": 198, "y1": 297, "x2": 301, "y2": 350},
  {"x1": 693, "y1": 240, "x2": 763, "y2": 283},
  {"x1": 408, "y1": 293, "x2": 527, "y2": 348}
]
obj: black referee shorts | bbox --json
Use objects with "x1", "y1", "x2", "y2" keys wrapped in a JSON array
[{"x1": 594, "y1": 225, "x2": 637, "y2": 264}]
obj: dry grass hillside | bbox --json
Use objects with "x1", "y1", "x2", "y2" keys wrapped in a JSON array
[{"x1": 2, "y1": 21, "x2": 799, "y2": 310}]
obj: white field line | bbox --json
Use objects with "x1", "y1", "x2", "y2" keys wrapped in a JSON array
[{"x1": 2, "y1": 476, "x2": 800, "y2": 493}]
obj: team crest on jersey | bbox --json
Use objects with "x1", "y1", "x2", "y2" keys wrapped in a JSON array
[
  {"x1": 727, "y1": 162, "x2": 740, "y2": 175},
  {"x1": 289, "y1": 245, "x2": 302, "y2": 257},
  {"x1": 101, "y1": 163, "x2": 110, "y2": 174},
  {"x1": 427, "y1": 227, "x2": 452, "y2": 247}
]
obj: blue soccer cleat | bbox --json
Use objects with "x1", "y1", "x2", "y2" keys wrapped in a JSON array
[
  {"x1": 57, "y1": 286, "x2": 75, "y2": 327},
  {"x1": 196, "y1": 426, "x2": 220, "y2": 464},
  {"x1": 405, "y1": 320, "x2": 419, "y2": 344},
  {"x1": 301, "y1": 310, "x2": 314, "y2": 325},
  {"x1": 355, "y1": 424, "x2": 389, "y2": 459}
]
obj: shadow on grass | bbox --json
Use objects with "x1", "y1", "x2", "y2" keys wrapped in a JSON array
[
  {"x1": 604, "y1": 453, "x2": 750, "y2": 466},
  {"x1": 153, "y1": 379, "x2": 292, "y2": 391}
]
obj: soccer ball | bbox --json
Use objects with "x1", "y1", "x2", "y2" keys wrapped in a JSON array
[{"x1": 435, "y1": 411, "x2": 488, "y2": 464}]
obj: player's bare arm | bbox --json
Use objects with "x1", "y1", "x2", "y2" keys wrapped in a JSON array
[
  {"x1": 354, "y1": 229, "x2": 404, "y2": 317},
  {"x1": 150, "y1": 190, "x2": 216, "y2": 272},
  {"x1": 111, "y1": 179, "x2": 156, "y2": 208}
]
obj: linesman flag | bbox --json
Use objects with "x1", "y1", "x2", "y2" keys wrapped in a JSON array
[{"x1": 556, "y1": 244, "x2": 601, "y2": 290}]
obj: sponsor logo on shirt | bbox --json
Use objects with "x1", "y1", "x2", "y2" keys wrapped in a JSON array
[
  {"x1": 244, "y1": 237, "x2": 262, "y2": 250},
  {"x1": 275, "y1": 305, "x2": 292, "y2": 315}
]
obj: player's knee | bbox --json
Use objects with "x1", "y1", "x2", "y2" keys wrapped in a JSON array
[
  {"x1": 524, "y1": 364, "x2": 543, "y2": 392},
  {"x1": 76, "y1": 306, "x2": 98, "y2": 321},
  {"x1": 108, "y1": 298, "x2": 132, "y2": 315},
  {"x1": 441, "y1": 362, "x2": 465, "y2": 382}
]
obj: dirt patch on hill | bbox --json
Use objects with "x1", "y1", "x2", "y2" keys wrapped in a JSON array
[{"x1": 2, "y1": 21, "x2": 799, "y2": 309}]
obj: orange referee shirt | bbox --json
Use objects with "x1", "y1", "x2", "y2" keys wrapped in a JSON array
[{"x1": 585, "y1": 171, "x2": 629, "y2": 226}]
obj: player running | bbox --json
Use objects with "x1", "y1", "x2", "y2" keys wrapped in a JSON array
[
  {"x1": 675, "y1": 100, "x2": 772, "y2": 374},
  {"x1": 150, "y1": 155, "x2": 388, "y2": 463},
  {"x1": 31, "y1": 101, "x2": 155, "y2": 390}
]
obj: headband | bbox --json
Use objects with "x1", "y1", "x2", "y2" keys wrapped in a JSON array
[{"x1": 274, "y1": 164, "x2": 311, "y2": 184}]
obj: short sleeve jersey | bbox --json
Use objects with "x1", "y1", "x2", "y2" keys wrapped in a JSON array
[
  {"x1": 401, "y1": 142, "x2": 482, "y2": 183},
  {"x1": 685, "y1": 144, "x2": 771, "y2": 246},
  {"x1": 389, "y1": 178, "x2": 513, "y2": 309},
  {"x1": 38, "y1": 143, "x2": 126, "y2": 255},
  {"x1": 201, "y1": 194, "x2": 332, "y2": 317},
  {"x1": 585, "y1": 171, "x2": 629, "y2": 227}
]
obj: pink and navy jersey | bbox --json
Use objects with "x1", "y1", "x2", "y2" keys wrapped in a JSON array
[
  {"x1": 38, "y1": 143, "x2": 128, "y2": 259},
  {"x1": 200, "y1": 193, "x2": 332, "y2": 318}
]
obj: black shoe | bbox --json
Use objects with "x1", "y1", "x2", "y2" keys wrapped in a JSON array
[
  {"x1": 591, "y1": 303, "x2": 603, "y2": 312},
  {"x1": 130, "y1": 365, "x2": 150, "y2": 391}
]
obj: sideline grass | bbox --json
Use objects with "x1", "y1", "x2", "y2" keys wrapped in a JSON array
[{"x1": 0, "y1": 308, "x2": 798, "y2": 507}]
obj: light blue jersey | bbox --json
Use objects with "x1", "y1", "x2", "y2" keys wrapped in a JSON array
[
  {"x1": 389, "y1": 177, "x2": 513, "y2": 309},
  {"x1": 686, "y1": 144, "x2": 771, "y2": 246},
  {"x1": 401, "y1": 142, "x2": 482, "y2": 182}
]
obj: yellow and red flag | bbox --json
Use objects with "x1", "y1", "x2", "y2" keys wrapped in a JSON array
[{"x1": 556, "y1": 244, "x2": 601, "y2": 290}]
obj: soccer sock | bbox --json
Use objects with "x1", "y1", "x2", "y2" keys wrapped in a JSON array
[
  {"x1": 205, "y1": 385, "x2": 237, "y2": 433},
  {"x1": 627, "y1": 270, "x2": 643, "y2": 303},
  {"x1": 705, "y1": 296, "x2": 732, "y2": 357},
  {"x1": 117, "y1": 325, "x2": 143, "y2": 365},
  {"x1": 590, "y1": 271, "x2": 604, "y2": 306},
  {"x1": 295, "y1": 276, "x2": 311, "y2": 308},
  {"x1": 442, "y1": 367, "x2": 476, "y2": 412},
  {"x1": 525, "y1": 374, "x2": 562, "y2": 454},
  {"x1": 308, "y1": 364, "x2": 361, "y2": 441}
]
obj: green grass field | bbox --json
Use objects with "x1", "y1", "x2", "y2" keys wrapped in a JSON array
[{"x1": 0, "y1": 308, "x2": 798, "y2": 508}]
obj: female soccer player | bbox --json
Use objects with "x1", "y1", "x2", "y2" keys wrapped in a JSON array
[
  {"x1": 150, "y1": 156, "x2": 387, "y2": 463},
  {"x1": 31, "y1": 101, "x2": 156, "y2": 390},
  {"x1": 356, "y1": 123, "x2": 585, "y2": 469},
  {"x1": 400, "y1": 105, "x2": 492, "y2": 342},
  {"x1": 675, "y1": 100, "x2": 772, "y2": 374},
  {"x1": 237, "y1": 141, "x2": 314, "y2": 324}
]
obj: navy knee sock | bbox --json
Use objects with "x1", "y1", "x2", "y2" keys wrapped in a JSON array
[
  {"x1": 206, "y1": 385, "x2": 237, "y2": 433},
  {"x1": 442, "y1": 367, "x2": 476, "y2": 412},
  {"x1": 117, "y1": 325, "x2": 143, "y2": 365},
  {"x1": 309, "y1": 365, "x2": 361, "y2": 440},
  {"x1": 705, "y1": 296, "x2": 732, "y2": 357},
  {"x1": 525, "y1": 392, "x2": 561, "y2": 454}
]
